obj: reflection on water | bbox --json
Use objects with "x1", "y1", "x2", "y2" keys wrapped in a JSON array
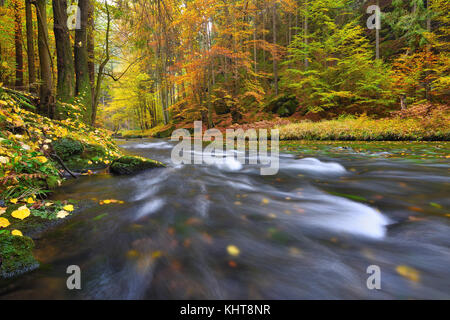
[{"x1": 1, "y1": 139, "x2": 449, "y2": 300}]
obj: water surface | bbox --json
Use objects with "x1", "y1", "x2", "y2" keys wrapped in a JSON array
[{"x1": 1, "y1": 139, "x2": 449, "y2": 299}]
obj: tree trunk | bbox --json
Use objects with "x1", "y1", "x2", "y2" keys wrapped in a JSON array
[
  {"x1": 53, "y1": 0, "x2": 75, "y2": 103},
  {"x1": 75, "y1": 0, "x2": 92, "y2": 121},
  {"x1": 13, "y1": 0, "x2": 24, "y2": 88},
  {"x1": 376, "y1": 0, "x2": 380, "y2": 60},
  {"x1": 34, "y1": 0, "x2": 54, "y2": 117},
  {"x1": 272, "y1": 2, "x2": 278, "y2": 96},
  {"x1": 304, "y1": 0, "x2": 309, "y2": 69},
  {"x1": 25, "y1": 0, "x2": 36, "y2": 92}
]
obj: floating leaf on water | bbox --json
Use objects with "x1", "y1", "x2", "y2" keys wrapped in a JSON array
[
  {"x1": 261, "y1": 198, "x2": 270, "y2": 205},
  {"x1": 396, "y1": 265, "x2": 420, "y2": 283},
  {"x1": 227, "y1": 245, "x2": 240, "y2": 257},
  {"x1": 329, "y1": 192, "x2": 367, "y2": 202},
  {"x1": 93, "y1": 213, "x2": 108, "y2": 221},
  {"x1": 152, "y1": 251, "x2": 162, "y2": 259},
  {"x1": 430, "y1": 202, "x2": 443, "y2": 209},
  {"x1": 228, "y1": 261, "x2": 237, "y2": 268}
]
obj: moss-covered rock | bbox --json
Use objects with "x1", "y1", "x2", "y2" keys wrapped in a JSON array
[
  {"x1": 0, "y1": 234, "x2": 39, "y2": 279},
  {"x1": 54, "y1": 137, "x2": 84, "y2": 160},
  {"x1": 265, "y1": 94, "x2": 298, "y2": 117},
  {"x1": 110, "y1": 156, "x2": 165, "y2": 175}
]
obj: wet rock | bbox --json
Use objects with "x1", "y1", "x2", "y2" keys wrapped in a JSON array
[
  {"x1": 0, "y1": 234, "x2": 39, "y2": 279},
  {"x1": 110, "y1": 156, "x2": 165, "y2": 175}
]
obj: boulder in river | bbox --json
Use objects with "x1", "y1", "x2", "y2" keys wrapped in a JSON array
[
  {"x1": 110, "y1": 156, "x2": 165, "y2": 175},
  {"x1": 0, "y1": 234, "x2": 39, "y2": 279}
]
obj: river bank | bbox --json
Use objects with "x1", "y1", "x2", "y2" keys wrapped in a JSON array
[
  {"x1": 0, "y1": 88, "x2": 164, "y2": 278},
  {"x1": 119, "y1": 105, "x2": 449, "y2": 142}
]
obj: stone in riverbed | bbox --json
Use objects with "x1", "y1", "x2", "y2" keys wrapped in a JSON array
[
  {"x1": 0, "y1": 234, "x2": 39, "y2": 279},
  {"x1": 110, "y1": 156, "x2": 165, "y2": 175}
]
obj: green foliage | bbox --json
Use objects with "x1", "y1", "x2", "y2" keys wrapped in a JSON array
[
  {"x1": 278, "y1": 113, "x2": 450, "y2": 141},
  {"x1": 0, "y1": 234, "x2": 39, "y2": 278},
  {"x1": 265, "y1": 95, "x2": 299, "y2": 117},
  {"x1": 53, "y1": 138, "x2": 84, "y2": 161},
  {"x1": 283, "y1": 1, "x2": 395, "y2": 114}
]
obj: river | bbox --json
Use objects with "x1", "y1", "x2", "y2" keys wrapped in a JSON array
[{"x1": 1, "y1": 139, "x2": 449, "y2": 299}]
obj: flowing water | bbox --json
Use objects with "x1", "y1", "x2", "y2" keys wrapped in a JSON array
[{"x1": 1, "y1": 139, "x2": 449, "y2": 299}]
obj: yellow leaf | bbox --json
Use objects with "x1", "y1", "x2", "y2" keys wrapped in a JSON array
[
  {"x1": 56, "y1": 210, "x2": 69, "y2": 219},
  {"x1": 0, "y1": 217, "x2": 10, "y2": 228},
  {"x1": 0, "y1": 207, "x2": 6, "y2": 215},
  {"x1": 63, "y1": 205, "x2": 74, "y2": 212},
  {"x1": 27, "y1": 197, "x2": 35, "y2": 204},
  {"x1": 10, "y1": 199, "x2": 18, "y2": 204},
  {"x1": 35, "y1": 156, "x2": 48, "y2": 164},
  {"x1": 152, "y1": 251, "x2": 162, "y2": 259},
  {"x1": 227, "y1": 245, "x2": 240, "y2": 257},
  {"x1": 261, "y1": 198, "x2": 270, "y2": 205},
  {"x1": 11, "y1": 230, "x2": 23, "y2": 237},
  {"x1": 396, "y1": 265, "x2": 420, "y2": 283},
  {"x1": 11, "y1": 206, "x2": 31, "y2": 220}
]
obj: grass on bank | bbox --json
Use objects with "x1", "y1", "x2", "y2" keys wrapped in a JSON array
[{"x1": 277, "y1": 113, "x2": 449, "y2": 141}]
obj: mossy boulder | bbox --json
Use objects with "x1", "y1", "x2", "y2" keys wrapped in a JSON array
[
  {"x1": 53, "y1": 137, "x2": 84, "y2": 160},
  {"x1": 110, "y1": 156, "x2": 165, "y2": 175},
  {"x1": 0, "y1": 234, "x2": 39, "y2": 279},
  {"x1": 155, "y1": 125, "x2": 176, "y2": 138},
  {"x1": 265, "y1": 95, "x2": 298, "y2": 117}
]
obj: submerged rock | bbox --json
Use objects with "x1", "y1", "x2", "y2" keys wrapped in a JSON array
[
  {"x1": 0, "y1": 234, "x2": 39, "y2": 279},
  {"x1": 110, "y1": 156, "x2": 165, "y2": 175}
]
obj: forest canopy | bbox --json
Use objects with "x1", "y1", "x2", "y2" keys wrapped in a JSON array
[{"x1": 0, "y1": 0, "x2": 448, "y2": 133}]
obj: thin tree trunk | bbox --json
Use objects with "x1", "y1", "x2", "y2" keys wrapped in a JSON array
[
  {"x1": 53, "y1": 0, "x2": 75, "y2": 103},
  {"x1": 25, "y1": 0, "x2": 36, "y2": 92},
  {"x1": 272, "y1": 2, "x2": 278, "y2": 96},
  {"x1": 34, "y1": 0, "x2": 54, "y2": 117},
  {"x1": 13, "y1": 0, "x2": 24, "y2": 88},
  {"x1": 304, "y1": 0, "x2": 308, "y2": 69},
  {"x1": 91, "y1": 1, "x2": 110, "y2": 125},
  {"x1": 75, "y1": 0, "x2": 92, "y2": 121},
  {"x1": 376, "y1": 0, "x2": 380, "y2": 60}
]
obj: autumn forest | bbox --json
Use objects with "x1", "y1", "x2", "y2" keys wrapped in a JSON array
[{"x1": 0, "y1": 0, "x2": 449, "y2": 301}]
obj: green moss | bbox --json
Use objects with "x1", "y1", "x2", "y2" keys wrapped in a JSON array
[
  {"x1": 0, "y1": 234, "x2": 39, "y2": 279},
  {"x1": 110, "y1": 156, "x2": 165, "y2": 175},
  {"x1": 54, "y1": 138, "x2": 84, "y2": 160}
]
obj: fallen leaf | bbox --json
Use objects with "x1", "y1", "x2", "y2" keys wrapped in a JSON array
[
  {"x1": 227, "y1": 245, "x2": 240, "y2": 257},
  {"x1": 11, "y1": 229, "x2": 23, "y2": 237},
  {"x1": 396, "y1": 265, "x2": 420, "y2": 283},
  {"x1": 0, "y1": 217, "x2": 10, "y2": 228},
  {"x1": 56, "y1": 210, "x2": 70, "y2": 219},
  {"x1": 11, "y1": 206, "x2": 31, "y2": 220},
  {"x1": 63, "y1": 204, "x2": 74, "y2": 212}
]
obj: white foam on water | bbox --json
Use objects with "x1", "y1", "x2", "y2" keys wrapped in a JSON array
[
  {"x1": 135, "y1": 199, "x2": 165, "y2": 220},
  {"x1": 213, "y1": 157, "x2": 243, "y2": 172},
  {"x1": 123, "y1": 141, "x2": 173, "y2": 149},
  {"x1": 284, "y1": 157, "x2": 346, "y2": 174},
  {"x1": 301, "y1": 194, "x2": 390, "y2": 239}
]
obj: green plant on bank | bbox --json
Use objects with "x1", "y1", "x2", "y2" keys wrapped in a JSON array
[
  {"x1": 0, "y1": 87, "x2": 161, "y2": 278},
  {"x1": 277, "y1": 112, "x2": 450, "y2": 141}
]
